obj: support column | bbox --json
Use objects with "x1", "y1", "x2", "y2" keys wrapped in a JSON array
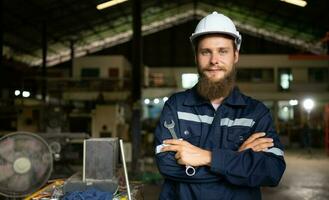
[
  {"x1": 0, "y1": 0, "x2": 3, "y2": 97},
  {"x1": 131, "y1": 0, "x2": 143, "y2": 174},
  {"x1": 70, "y1": 40, "x2": 75, "y2": 77},
  {"x1": 0, "y1": 0, "x2": 3, "y2": 67},
  {"x1": 41, "y1": 21, "x2": 47, "y2": 102}
]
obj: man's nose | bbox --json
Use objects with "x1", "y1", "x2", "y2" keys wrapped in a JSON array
[{"x1": 210, "y1": 54, "x2": 220, "y2": 65}]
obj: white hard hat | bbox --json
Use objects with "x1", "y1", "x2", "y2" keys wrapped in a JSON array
[{"x1": 190, "y1": 11, "x2": 242, "y2": 50}]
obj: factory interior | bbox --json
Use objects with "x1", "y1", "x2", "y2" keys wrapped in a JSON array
[{"x1": 0, "y1": 0, "x2": 329, "y2": 199}]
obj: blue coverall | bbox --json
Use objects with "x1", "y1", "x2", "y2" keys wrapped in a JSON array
[{"x1": 155, "y1": 87, "x2": 286, "y2": 200}]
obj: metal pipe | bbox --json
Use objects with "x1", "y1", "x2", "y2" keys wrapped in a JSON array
[{"x1": 120, "y1": 139, "x2": 132, "y2": 200}]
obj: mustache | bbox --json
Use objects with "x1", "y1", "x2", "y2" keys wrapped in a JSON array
[
  {"x1": 199, "y1": 67, "x2": 227, "y2": 76},
  {"x1": 201, "y1": 66, "x2": 227, "y2": 71}
]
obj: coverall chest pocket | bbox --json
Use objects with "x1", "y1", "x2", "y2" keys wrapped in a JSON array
[
  {"x1": 225, "y1": 127, "x2": 251, "y2": 151},
  {"x1": 179, "y1": 122, "x2": 202, "y2": 146}
]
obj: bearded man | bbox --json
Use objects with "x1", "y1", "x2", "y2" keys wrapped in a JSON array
[{"x1": 154, "y1": 12, "x2": 286, "y2": 200}]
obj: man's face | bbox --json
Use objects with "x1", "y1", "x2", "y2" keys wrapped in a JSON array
[{"x1": 196, "y1": 34, "x2": 239, "y2": 82}]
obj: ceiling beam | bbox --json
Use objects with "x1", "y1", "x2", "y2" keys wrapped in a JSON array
[{"x1": 5, "y1": 1, "x2": 327, "y2": 67}]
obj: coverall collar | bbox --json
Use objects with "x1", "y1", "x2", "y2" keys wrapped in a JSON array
[{"x1": 184, "y1": 86, "x2": 247, "y2": 107}]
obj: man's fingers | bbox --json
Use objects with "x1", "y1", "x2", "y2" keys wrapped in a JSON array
[
  {"x1": 253, "y1": 147, "x2": 269, "y2": 152},
  {"x1": 253, "y1": 142, "x2": 274, "y2": 152},
  {"x1": 161, "y1": 144, "x2": 180, "y2": 152},
  {"x1": 239, "y1": 138, "x2": 273, "y2": 152},
  {"x1": 177, "y1": 159, "x2": 185, "y2": 165},
  {"x1": 249, "y1": 138, "x2": 273, "y2": 147},
  {"x1": 163, "y1": 139, "x2": 185, "y2": 145},
  {"x1": 245, "y1": 139, "x2": 273, "y2": 151},
  {"x1": 243, "y1": 132, "x2": 266, "y2": 145},
  {"x1": 175, "y1": 152, "x2": 181, "y2": 160}
]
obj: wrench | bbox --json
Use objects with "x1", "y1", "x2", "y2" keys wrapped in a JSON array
[
  {"x1": 163, "y1": 120, "x2": 196, "y2": 176},
  {"x1": 163, "y1": 120, "x2": 178, "y2": 139}
]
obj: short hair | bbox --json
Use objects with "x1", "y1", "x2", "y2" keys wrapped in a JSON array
[{"x1": 193, "y1": 33, "x2": 237, "y2": 53}]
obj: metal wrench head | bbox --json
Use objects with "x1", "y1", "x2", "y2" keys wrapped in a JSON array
[
  {"x1": 163, "y1": 120, "x2": 175, "y2": 129},
  {"x1": 185, "y1": 165, "x2": 196, "y2": 176}
]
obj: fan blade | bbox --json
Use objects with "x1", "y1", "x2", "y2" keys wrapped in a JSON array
[
  {"x1": 30, "y1": 153, "x2": 51, "y2": 180},
  {"x1": 7, "y1": 173, "x2": 32, "y2": 192},
  {"x1": 24, "y1": 138, "x2": 43, "y2": 154},
  {"x1": 0, "y1": 138, "x2": 15, "y2": 162},
  {"x1": 0, "y1": 164, "x2": 15, "y2": 182}
]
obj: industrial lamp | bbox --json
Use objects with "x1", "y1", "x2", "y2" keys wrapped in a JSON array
[{"x1": 303, "y1": 98, "x2": 314, "y2": 120}]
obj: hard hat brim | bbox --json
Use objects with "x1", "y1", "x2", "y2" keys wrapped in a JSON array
[
  {"x1": 190, "y1": 31, "x2": 241, "y2": 43},
  {"x1": 190, "y1": 31, "x2": 242, "y2": 50}
]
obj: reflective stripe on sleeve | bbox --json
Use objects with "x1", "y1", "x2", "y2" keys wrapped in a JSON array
[
  {"x1": 155, "y1": 144, "x2": 169, "y2": 154},
  {"x1": 265, "y1": 147, "x2": 284, "y2": 156}
]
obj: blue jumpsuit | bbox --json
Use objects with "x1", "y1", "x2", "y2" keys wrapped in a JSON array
[{"x1": 155, "y1": 87, "x2": 286, "y2": 200}]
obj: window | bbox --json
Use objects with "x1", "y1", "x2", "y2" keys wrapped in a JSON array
[
  {"x1": 182, "y1": 73, "x2": 198, "y2": 88},
  {"x1": 150, "y1": 72, "x2": 165, "y2": 86},
  {"x1": 108, "y1": 68, "x2": 119, "y2": 78},
  {"x1": 308, "y1": 67, "x2": 328, "y2": 83},
  {"x1": 237, "y1": 68, "x2": 274, "y2": 82},
  {"x1": 278, "y1": 101, "x2": 294, "y2": 122},
  {"x1": 278, "y1": 68, "x2": 292, "y2": 91},
  {"x1": 81, "y1": 68, "x2": 100, "y2": 78}
]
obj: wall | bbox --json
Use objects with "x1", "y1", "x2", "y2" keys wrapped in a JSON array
[
  {"x1": 144, "y1": 54, "x2": 329, "y2": 102},
  {"x1": 91, "y1": 104, "x2": 125, "y2": 138},
  {"x1": 73, "y1": 55, "x2": 131, "y2": 79},
  {"x1": 17, "y1": 106, "x2": 39, "y2": 133}
]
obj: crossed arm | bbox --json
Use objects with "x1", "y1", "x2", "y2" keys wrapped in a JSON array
[
  {"x1": 156, "y1": 99, "x2": 285, "y2": 186},
  {"x1": 161, "y1": 132, "x2": 274, "y2": 167}
]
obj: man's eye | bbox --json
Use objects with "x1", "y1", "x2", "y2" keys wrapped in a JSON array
[
  {"x1": 219, "y1": 50, "x2": 228, "y2": 54},
  {"x1": 200, "y1": 51, "x2": 210, "y2": 55}
]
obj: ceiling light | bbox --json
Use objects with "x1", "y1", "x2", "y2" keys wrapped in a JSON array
[
  {"x1": 280, "y1": 0, "x2": 307, "y2": 7},
  {"x1": 22, "y1": 91, "x2": 30, "y2": 98},
  {"x1": 97, "y1": 0, "x2": 128, "y2": 10},
  {"x1": 153, "y1": 98, "x2": 160, "y2": 104},
  {"x1": 289, "y1": 99, "x2": 298, "y2": 106},
  {"x1": 14, "y1": 90, "x2": 21, "y2": 96},
  {"x1": 144, "y1": 98, "x2": 150, "y2": 105},
  {"x1": 303, "y1": 98, "x2": 314, "y2": 113},
  {"x1": 163, "y1": 97, "x2": 168, "y2": 102}
]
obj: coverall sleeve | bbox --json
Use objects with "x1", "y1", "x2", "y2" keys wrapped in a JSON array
[
  {"x1": 155, "y1": 97, "x2": 221, "y2": 183},
  {"x1": 210, "y1": 108, "x2": 286, "y2": 187}
]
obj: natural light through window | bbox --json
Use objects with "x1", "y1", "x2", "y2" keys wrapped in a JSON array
[{"x1": 182, "y1": 73, "x2": 198, "y2": 89}]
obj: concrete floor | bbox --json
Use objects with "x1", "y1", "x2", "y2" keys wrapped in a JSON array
[{"x1": 144, "y1": 149, "x2": 329, "y2": 200}]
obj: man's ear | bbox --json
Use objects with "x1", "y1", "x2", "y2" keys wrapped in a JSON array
[{"x1": 234, "y1": 50, "x2": 239, "y2": 64}]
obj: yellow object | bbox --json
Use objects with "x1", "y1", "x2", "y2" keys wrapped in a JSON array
[
  {"x1": 24, "y1": 179, "x2": 64, "y2": 200},
  {"x1": 120, "y1": 196, "x2": 127, "y2": 200}
]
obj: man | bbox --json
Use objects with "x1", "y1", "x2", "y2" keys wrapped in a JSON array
[{"x1": 154, "y1": 11, "x2": 285, "y2": 200}]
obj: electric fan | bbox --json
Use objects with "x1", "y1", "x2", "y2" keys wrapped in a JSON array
[{"x1": 0, "y1": 132, "x2": 53, "y2": 198}]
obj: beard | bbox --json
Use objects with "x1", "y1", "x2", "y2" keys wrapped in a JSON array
[{"x1": 196, "y1": 66, "x2": 236, "y2": 100}]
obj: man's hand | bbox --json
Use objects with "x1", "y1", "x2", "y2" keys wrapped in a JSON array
[
  {"x1": 238, "y1": 132, "x2": 274, "y2": 152},
  {"x1": 161, "y1": 139, "x2": 211, "y2": 167}
]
